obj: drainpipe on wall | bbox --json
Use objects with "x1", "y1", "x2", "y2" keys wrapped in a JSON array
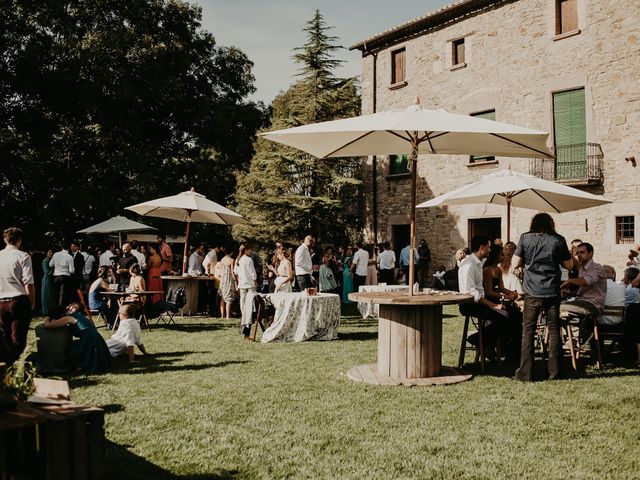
[{"x1": 371, "y1": 50, "x2": 378, "y2": 243}]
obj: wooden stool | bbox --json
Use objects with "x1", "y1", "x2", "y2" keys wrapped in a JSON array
[{"x1": 458, "y1": 315, "x2": 501, "y2": 373}]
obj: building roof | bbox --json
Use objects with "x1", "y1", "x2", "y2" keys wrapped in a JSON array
[{"x1": 350, "y1": 0, "x2": 508, "y2": 54}]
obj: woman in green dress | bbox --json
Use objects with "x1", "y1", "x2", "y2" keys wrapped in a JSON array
[
  {"x1": 41, "y1": 249, "x2": 56, "y2": 316},
  {"x1": 44, "y1": 303, "x2": 111, "y2": 373},
  {"x1": 341, "y1": 247, "x2": 354, "y2": 303}
]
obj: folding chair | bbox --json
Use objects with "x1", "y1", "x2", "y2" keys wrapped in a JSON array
[
  {"x1": 251, "y1": 295, "x2": 275, "y2": 341},
  {"x1": 458, "y1": 314, "x2": 501, "y2": 373}
]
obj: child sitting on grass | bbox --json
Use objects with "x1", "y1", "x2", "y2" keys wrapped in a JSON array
[{"x1": 106, "y1": 304, "x2": 147, "y2": 363}]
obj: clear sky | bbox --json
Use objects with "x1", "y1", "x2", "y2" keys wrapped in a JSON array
[{"x1": 196, "y1": 0, "x2": 451, "y2": 104}]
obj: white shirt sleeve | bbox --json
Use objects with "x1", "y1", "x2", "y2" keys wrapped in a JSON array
[{"x1": 458, "y1": 259, "x2": 483, "y2": 303}]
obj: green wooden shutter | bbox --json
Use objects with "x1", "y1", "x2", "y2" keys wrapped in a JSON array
[
  {"x1": 389, "y1": 154, "x2": 409, "y2": 175},
  {"x1": 470, "y1": 110, "x2": 496, "y2": 163},
  {"x1": 553, "y1": 88, "x2": 586, "y2": 180}
]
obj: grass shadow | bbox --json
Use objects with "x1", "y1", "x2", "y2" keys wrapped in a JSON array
[
  {"x1": 110, "y1": 359, "x2": 251, "y2": 376},
  {"x1": 338, "y1": 331, "x2": 378, "y2": 342},
  {"x1": 153, "y1": 323, "x2": 235, "y2": 333},
  {"x1": 105, "y1": 440, "x2": 242, "y2": 479},
  {"x1": 101, "y1": 403, "x2": 125, "y2": 414}
]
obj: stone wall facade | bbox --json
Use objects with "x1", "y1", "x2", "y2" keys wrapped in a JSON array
[{"x1": 357, "y1": 0, "x2": 640, "y2": 277}]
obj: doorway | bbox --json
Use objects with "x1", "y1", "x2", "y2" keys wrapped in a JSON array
[
  {"x1": 468, "y1": 218, "x2": 502, "y2": 244},
  {"x1": 391, "y1": 224, "x2": 411, "y2": 260}
]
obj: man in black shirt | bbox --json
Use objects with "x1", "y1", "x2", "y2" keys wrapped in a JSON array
[
  {"x1": 116, "y1": 243, "x2": 138, "y2": 291},
  {"x1": 512, "y1": 213, "x2": 573, "y2": 381}
]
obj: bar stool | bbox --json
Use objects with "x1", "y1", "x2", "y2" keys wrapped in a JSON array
[{"x1": 458, "y1": 314, "x2": 501, "y2": 372}]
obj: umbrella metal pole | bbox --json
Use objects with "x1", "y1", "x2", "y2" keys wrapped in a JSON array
[
  {"x1": 506, "y1": 198, "x2": 511, "y2": 243},
  {"x1": 182, "y1": 213, "x2": 192, "y2": 275},
  {"x1": 408, "y1": 137, "x2": 419, "y2": 296}
]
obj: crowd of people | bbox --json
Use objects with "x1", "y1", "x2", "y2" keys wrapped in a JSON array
[
  {"x1": 2, "y1": 218, "x2": 639, "y2": 376},
  {"x1": 456, "y1": 213, "x2": 640, "y2": 379}
]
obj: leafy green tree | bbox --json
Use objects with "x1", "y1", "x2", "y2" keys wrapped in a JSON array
[
  {"x1": 234, "y1": 10, "x2": 361, "y2": 248},
  {"x1": 0, "y1": 0, "x2": 266, "y2": 246}
]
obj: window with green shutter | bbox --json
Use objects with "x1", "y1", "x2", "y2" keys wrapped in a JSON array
[
  {"x1": 553, "y1": 88, "x2": 586, "y2": 180},
  {"x1": 470, "y1": 110, "x2": 496, "y2": 163}
]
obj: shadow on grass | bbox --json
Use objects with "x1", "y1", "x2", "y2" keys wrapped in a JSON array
[
  {"x1": 105, "y1": 440, "x2": 241, "y2": 479},
  {"x1": 101, "y1": 403, "x2": 125, "y2": 414},
  {"x1": 151, "y1": 351, "x2": 211, "y2": 358},
  {"x1": 110, "y1": 359, "x2": 250, "y2": 375},
  {"x1": 338, "y1": 331, "x2": 378, "y2": 341},
  {"x1": 153, "y1": 323, "x2": 236, "y2": 333}
]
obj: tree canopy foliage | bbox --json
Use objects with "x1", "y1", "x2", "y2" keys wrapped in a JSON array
[
  {"x1": 234, "y1": 10, "x2": 361, "y2": 248},
  {"x1": 0, "y1": 0, "x2": 266, "y2": 246}
]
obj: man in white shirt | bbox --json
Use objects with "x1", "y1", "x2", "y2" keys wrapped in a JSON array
[
  {"x1": 106, "y1": 304, "x2": 147, "y2": 363},
  {"x1": 237, "y1": 244, "x2": 257, "y2": 337},
  {"x1": 458, "y1": 236, "x2": 521, "y2": 362},
  {"x1": 130, "y1": 240, "x2": 146, "y2": 270},
  {"x1": 294, "y1": 235, "x2": 315, "y2": 290},
  {"x1": 0, "y1": 227, "x2": 35, "y2": 364},
  {"x1": 202, "y1": 246, "x2": 218, "y2": 276},
  {"x1": 187, "y1": 244, "x2": 204, "y2": 276},
  {"x1": 50, "y1": 243, "x2": 75, "y2": 307},
  {"x1": 99, "y1": 243, "x2": 116, "y2": 267},
  {"x1": 377, "y1": 242, "x2": 396, "y2": 285},
  {"x1": 351, "y1": 242, "x2": 369, "y2": 291}
]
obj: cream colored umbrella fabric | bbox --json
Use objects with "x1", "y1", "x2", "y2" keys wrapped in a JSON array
[
  {"x1": 77, "y1": 215, "x2": 156, "y2": 246},
  {"x1": 418, "y1": 169, "x2": 611, "y2": 241},
  {"x1": 126, "y1": 188, "x2": 248, "y2": 273},
  {"x1": 261, "y1": 101, "x2": 553, "y2": 293}
]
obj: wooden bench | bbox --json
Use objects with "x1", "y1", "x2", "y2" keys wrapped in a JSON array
[{"x1": 0, "y1": 401, "x2": 105, "y2": 479}]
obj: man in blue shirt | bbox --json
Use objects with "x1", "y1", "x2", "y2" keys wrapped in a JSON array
[{"x1": 399, "y1": 243, "x2": 418, "y2": 285}]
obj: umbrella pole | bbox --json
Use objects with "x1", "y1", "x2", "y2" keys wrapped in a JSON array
[
  {"x1": 506, "y1": 198, "x2": 511, "y2": 243},
  {"x1": 182, "y1": 213, "x2": 192, "y2": 275},
  {"x1": 408, "y1": 136, "x2": 419, "y2": 296},
  {"x1": 119, "y1": 231, "x2": 123, "y2": 247}
]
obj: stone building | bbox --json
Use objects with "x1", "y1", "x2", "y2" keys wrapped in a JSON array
[{"x1": 351, "y1": 0, "x2": 640, "y2": 275}]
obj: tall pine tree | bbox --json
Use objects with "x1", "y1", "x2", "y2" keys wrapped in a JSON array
[{"x1": 234, "y1": 10, "x2": 361, "y2": 248}]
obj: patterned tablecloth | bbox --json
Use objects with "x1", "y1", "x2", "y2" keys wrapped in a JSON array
[
  {"x1": 357, "y1": 285, "x2": 410, "y2": 318},
  {"x1": 261, "y1": 292, "x2": 341, "y2": 343}
]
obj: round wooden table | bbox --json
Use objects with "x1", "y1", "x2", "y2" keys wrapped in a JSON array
[{"x1": 347, "y1": 291, "x2": 473, "y2": 387}]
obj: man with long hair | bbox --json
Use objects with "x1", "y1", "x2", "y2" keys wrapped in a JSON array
[{"x1": 512, "y1": 213, "x2": 573, "y2": 381}]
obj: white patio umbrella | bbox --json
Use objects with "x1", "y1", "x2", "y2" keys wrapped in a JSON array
[
  {"x1": 125, "y1": 188, "x2": 248, "y2": 274},
  {"x1": 261, "y1": 100, "x2": 553, "y2": 294},
  {"x1": 77, "y1": 215, "x2": 156, "y2": 246},
  {"x1": 417, "y1": 169, "x2": 612, "y2": 241}
]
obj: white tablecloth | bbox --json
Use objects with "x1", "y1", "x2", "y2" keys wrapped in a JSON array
[
  {"x1": 261, "y1": 292, "x2": 341, "y2": 343},
  {"x1": 357, "y1": 285, "x2": 410, "y2": 318}
]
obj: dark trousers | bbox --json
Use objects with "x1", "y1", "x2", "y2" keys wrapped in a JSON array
[
  {"x1": 296, "y1": 274, "x2": 313, "y2": 291},
  {"x1": 53, "y1": 275, "x2": 74, "y2": 307},
  {"x1": 516, "y1": 295, "x2": 562, "y2": 381},
  {"x1": 379, "y1": 269, "x2": 394, "y2": 285},
  {"x1": 0, "y1": 295, "x2": 32, "y2": 364},
  {"x1": 353, "y1": 274, "x2": 367, "y2": 292},
  {"x1": 460, "y1": 302, "x2": 522, "y2": 362}
]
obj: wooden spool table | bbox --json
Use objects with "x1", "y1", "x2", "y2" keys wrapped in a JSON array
[
  {"x1": 161, "y1": 275, "x2": 213, "y2": 316},
  {"x1": 347, "y1": 291, "x2": 474, "y2": 387}
]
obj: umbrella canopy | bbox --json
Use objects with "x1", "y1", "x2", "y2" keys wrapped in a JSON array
[
  {"x1": 77, "y1": 216, "x2": 156, "y2": 234},
  {"x1": 418, "y1": 169, "x2": 612, "y2": 241},
  {"x1": 125, "y1": 189, "x2": 248, "y2": 274},
  {"x1": 261, "y1": 103, "x2": 552, "y2": 160},
  {"x1": 125, "y1": 189, "x2": 248, "y2": 225},
  {"x1": 261, "y1": 101, "x2": 553, "y2": 294}
]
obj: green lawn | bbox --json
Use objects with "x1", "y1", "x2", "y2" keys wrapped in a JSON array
[{"x1": 31, "y1": 306, "x2": 640, "y2": 479}]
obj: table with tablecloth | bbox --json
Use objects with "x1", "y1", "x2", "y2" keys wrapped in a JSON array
[
  {"x1": 357, "y1": 285, "x2": 409, "y2": 318},
  {"x1": 261, "y1": 292, "x2": 341, "y2": 343}
]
